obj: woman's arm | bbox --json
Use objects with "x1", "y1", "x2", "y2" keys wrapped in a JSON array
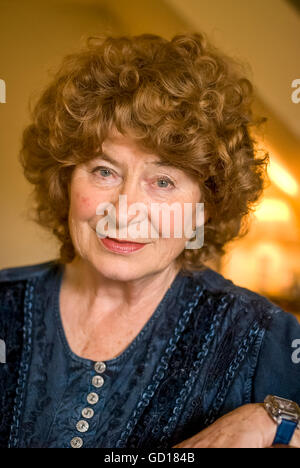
[
  {"x1": 174, "y1": 308, "x2": 300, "y2": 448},
  {"x1": 251, "y1": 309, "x2": 300, "y2": 405},
  {"x1": 173, "y1": 403, "x2": 300, "y2": 448}
]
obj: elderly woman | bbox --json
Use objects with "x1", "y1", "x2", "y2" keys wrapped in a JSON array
[{"x1": 0, "y1": 33, "x2": 300, "y2": 449}]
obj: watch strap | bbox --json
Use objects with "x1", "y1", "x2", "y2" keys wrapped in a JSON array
[{"x1": 273, "y1": 419, "x2": 298, "y2": 446}]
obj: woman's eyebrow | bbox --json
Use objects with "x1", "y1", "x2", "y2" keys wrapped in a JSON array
[{"x1": 97, "y1": 153, "x2": 176, "y2": 168}]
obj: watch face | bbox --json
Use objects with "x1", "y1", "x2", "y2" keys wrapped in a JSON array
[
  {"x1": 265, "y1": 395, "x2": 300, "y2": 424},
  {"x1": 277, "y1": 398, "x2": 297, "y2": 412}
]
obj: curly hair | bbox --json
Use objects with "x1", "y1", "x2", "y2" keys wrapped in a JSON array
[{"x1": 19, "y1": 32, "x2": 269, "y2": 273}]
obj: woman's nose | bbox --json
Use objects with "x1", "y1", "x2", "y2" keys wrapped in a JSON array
[{"x1": 114, "y1": 177, "x2": 148, "y2": 231}]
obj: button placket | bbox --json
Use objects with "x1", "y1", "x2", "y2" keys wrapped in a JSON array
[{"x1": 71, "y1": 362, "x2": 106, "y2": 448}]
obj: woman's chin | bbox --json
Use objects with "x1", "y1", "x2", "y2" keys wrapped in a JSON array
[{"x1": 89, "y1": 255, "x2": 151, "y2": 282}]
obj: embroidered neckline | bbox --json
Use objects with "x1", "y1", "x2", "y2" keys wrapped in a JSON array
[{"x1": 53, "y1": 263, "x2": 189, "y2": 368}]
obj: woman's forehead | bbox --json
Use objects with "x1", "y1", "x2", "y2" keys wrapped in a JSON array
[
  {"x1": 101, "y1": 130, "x2": 163, "y2": 164},
  {"x1": 99, "y1": 127, "x2": 201, "y2": 179}
]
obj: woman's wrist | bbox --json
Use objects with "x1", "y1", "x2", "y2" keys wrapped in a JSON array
[
  {"x1": 255, "y1": 403, "x2": 278, "y2": 447},
  {"x1": 291, "y1": 427, "x2": 300, "y2": 447}
]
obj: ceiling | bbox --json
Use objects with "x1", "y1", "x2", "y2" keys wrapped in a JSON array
[{"x1": 287, "y1": 0, "x2": 300, "y2": 14}]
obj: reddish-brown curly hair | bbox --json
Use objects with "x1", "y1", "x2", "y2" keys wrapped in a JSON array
[{"x1": 19, "y1": 32, "x2": 269, "y2": 272}]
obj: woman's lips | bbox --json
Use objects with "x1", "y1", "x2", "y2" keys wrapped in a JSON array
[{"x1": 99, "y1": 236, "x2": 148, "y2": 254}]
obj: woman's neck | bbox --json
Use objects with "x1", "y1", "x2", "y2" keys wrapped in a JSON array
[{"x1": 62, "y1": 256, "x2": 181, "y2": 321}]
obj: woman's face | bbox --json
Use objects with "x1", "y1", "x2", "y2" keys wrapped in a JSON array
[{"x1": 68, "y1": 129, "x2": 203, "y2": 281}]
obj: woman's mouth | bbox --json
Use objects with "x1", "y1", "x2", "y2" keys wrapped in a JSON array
[{"x1": 99, "y1": 236, "x2": 148, "y2": 254}]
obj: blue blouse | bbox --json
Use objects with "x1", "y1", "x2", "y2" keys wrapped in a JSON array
[
  {"x1": 1, "y1": 260, "x2": 300, "y2": 448},
  {"x1": 18, "y1": 263, "x2": 188, "y2": 448}
]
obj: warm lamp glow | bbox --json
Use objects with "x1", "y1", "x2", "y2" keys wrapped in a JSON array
[
  {"x1": 268, "y1": 159, "x2": 299, "y2": 197},
  {"x1": 254, "y1": 198, "x2": 292, "y2": 223}
]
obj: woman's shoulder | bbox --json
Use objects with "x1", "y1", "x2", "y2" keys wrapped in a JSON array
[
  {"x1": 0, "y1": 259, "x2": 61, "y2": 341},
  {"x1": 0, "y1": 260, "x2": 60, "y2": 324},
  {"x1": 0, "y1": 259, "x2": 59, "y2": 284},
  {"x1": 186, "y1": 267, "x2": 300, "y2": 407},
  {"x1": 193, "y1": 265, "x2": 276, "y2": 305},
  {"x1": 189, "y1": 266, "x2": 300, "y2": 337},
  {"x1": 191, "y1": 266, "x2": 280, "y2": 312}
]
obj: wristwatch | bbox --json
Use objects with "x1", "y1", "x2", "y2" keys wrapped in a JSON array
[{"x1": 264, "y1": 395, "x2": 300, "y2": 446}]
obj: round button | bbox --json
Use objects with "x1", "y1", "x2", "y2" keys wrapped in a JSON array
[
  {"x1": 87, "y1": 392, "x2": 99, "y2": 405},
  {"x1": 94, "y1": 361, "x2": 106, "y2": 373},
  {"x1": 70, "y1": 437, "x2": 83, "y2": 448},
  {"x1": 82, "y1": 407, "x2": 94, "y2": 419},
  {"x1": 76, "y1": 420, "x2": 89, "y2": 433},
  {"x1": 92, "y1": 375, "x2": 104, "y2": 388}
]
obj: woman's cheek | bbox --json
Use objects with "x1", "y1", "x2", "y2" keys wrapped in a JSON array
[{"x1": 72, "y1": 190, "x2": 97, "y2": 220}]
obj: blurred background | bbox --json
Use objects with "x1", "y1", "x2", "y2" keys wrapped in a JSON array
[{"x1": 0, "y1": 0, "x2": 299, "y2": 320}]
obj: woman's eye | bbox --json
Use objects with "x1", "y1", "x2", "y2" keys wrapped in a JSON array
[
  {"x1": 156, "y1": 177, "x2": 175, "y2": 189},
  {"x1": 92, "y1": 166, "x2": 114, "y2": 178},
  {"x1": 91, "y1": 167, "x2": 174, "y2": 189}
]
